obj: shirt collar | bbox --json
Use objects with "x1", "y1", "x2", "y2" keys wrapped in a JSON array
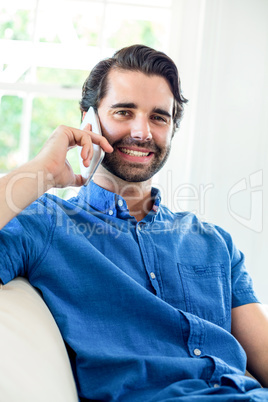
[{"x1": 78, "y1": 180, "x2": 161, "y2": 219}]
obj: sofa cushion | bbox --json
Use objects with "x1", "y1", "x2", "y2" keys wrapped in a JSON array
[{"x1": 0, "y1": 277, "x2": 78, "y2": 402}]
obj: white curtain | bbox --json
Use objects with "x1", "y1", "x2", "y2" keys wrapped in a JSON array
[{"x1": 157, "y1": 0, "x2": 268, "y2": 302}]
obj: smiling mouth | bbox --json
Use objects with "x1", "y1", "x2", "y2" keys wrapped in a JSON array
[{"x1": 119, "y1": 147, "x2": 151, "y2": 157}]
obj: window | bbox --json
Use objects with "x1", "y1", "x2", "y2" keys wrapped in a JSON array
[{"x1": 0, "y1": 0, "x2": 173, "y2": 181}]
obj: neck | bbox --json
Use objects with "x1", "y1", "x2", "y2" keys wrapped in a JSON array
[{"x1": 94, "y1": 166, "x2": 154, "y2": 221}]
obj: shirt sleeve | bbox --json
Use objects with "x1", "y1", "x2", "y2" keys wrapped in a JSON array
[
  {"x1": 214, "y1": 224, "x2": 260, "y2": 308},
  {"x1": 0, "y1": 195, "x2": 56, "y2": 284}
]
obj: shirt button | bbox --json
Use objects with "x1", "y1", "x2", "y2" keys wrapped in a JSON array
[
  {"x1": 193, "y1": 348, "x2": 201, "y2": 356},
  {"x1": 118, "y1": 199, "x2": 123, "y2": 207},
  {"x1": 213, "y1": 383, "x2": 220, "y2": 388},
  {"x1": 150, "y1": 272, "x2": 156, "y2": 280},
  {"x1": 108, "y1": 210, "x2": 114, "y2": 216}
]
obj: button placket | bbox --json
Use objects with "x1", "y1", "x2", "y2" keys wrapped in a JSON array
[
  {"x1": 137, "y1": 222, "x2": 145, "y2": 232},
  {"x1": 135, "y1": 223, "x2": 161, "y2": 297}
]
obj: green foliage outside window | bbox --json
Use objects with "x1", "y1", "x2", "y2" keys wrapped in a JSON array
[
  {"x1": 0, "y1": 8, "x2": 33, "y2": 40},
  {"x1": 36, "y1": 68, "x2": 89, "y2": 87},
  {"x1": 30, "y1": 97, "x2": 81, "y2": 171},
  {"x1": 0, "y1": 96, "x2": 23, "y2": 171},
  {"x1": 108, "y1": 20, "x2": 161, "y2": 50}
]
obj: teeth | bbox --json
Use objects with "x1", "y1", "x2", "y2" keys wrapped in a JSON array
[{"x1": 120, "y1": 148, "x2": 150, "y2": 157}]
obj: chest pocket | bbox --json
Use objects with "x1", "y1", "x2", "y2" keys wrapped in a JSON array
[{"x1": 177, "y1": 263, "x2": 230, "y2": 327}]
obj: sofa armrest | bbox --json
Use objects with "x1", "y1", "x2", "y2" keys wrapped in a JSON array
[{"x1": 0, "y1": 277, "x2": 79, "y2": 402}]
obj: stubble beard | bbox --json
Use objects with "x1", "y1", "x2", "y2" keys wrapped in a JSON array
[{"x1": 101, "y1": 138, "x2": 171, "y2": 183}]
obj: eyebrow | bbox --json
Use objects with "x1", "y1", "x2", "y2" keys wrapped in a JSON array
[
  {"x1": 152, "y1": 107, "x2": 172, "y2": 119},
  {"x1": 110, "y1": 103, "x2": 172, "y2": 118},
  {"x1": 110, "y1": 102, "x2": 137, "y2": 109}
]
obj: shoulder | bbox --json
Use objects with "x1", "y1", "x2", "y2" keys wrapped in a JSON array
[
  {"x1": 158, "y1": 205, "x2": 236, "y2": 253},
  {"x1": 18, "y1": 193, "x2": 59, "y2": 221},
  {"x1": 157, "y1": 204, "x2": 221, "y2": 233},
  {"x1": 24, "y1": 191, "x2": 81, "y2": 217}
]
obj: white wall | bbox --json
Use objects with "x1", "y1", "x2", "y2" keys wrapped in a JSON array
[{"x1": 157, "y1": 0, "x2": 268, "y2": 302}]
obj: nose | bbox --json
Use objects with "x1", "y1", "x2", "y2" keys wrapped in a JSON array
[{"x1": 130, "y1": 116, "x2": 152, "y2": 141}]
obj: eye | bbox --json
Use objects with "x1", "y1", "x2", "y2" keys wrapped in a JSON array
[
  {"x1": 115, "y1": 110, "x2": 131, "y2": 117},
  {"x1": 151, "y1": 114, "x2": 167, "y2": 123}
]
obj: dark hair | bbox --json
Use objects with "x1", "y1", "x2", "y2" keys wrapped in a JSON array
[{"x1": 80, "y1": 44, "x2": 188, "y2": 130}]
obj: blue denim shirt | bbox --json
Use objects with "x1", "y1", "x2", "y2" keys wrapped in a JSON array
[{"x1": 0, "y1": 181, "x2": 266, "y2": 401}]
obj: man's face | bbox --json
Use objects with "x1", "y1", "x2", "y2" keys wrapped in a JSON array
[{"x1": 97, "y1": 69, "x2": 174, "y2": 183}]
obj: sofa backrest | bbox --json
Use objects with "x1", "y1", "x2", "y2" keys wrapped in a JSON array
[{"x1": 0, "y1": 277, "x2": 79, "y2": 402}]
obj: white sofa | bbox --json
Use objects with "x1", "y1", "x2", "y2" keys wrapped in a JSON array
[{"x1": 0, "y1": 277, "x2": 79, "y2": 402}]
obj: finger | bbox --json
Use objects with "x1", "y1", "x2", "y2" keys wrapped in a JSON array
[
  {"x1": 89, "y1": 143, "x2": 94, "y2": 161},
  {"x1": 62, "y1": 124, "x2": 112, "y2": 155},
  {"x1": 79, "y1": 132, "x2": 113, "y2": 168},
  {"x1": 51, "y1": 125, "x2": 112, "y2": 169},
  {"x1": 80, "y1": 140, "x2": 93, "y2": 161},
  {"x1": 80, "y1": 128, "x2": 113, "y2": 153},
  {"x1": 83, "y1": 123, "x2": 92, "y2": 132},
  {"x1": 74, "y1": 127, "x2": 94, "y2": 164},
  {"x1": 89, "y1": 132, "x2": 114, "y2": 153}
]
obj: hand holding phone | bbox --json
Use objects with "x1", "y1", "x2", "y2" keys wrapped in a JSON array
[{"x1": 78, "y1": 107, "x2": 105, "y2": 185}]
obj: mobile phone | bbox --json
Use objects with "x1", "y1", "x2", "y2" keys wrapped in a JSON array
[{"x1": 78, "y1": 107, "x2": 104, "y2": 185}]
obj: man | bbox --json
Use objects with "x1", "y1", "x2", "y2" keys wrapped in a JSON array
[{"x1": 0, "y1": 44, "x2": 268, "y2": 401}]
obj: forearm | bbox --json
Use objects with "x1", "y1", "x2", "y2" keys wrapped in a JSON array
[
  {"x1": 232, "y1": 303, "x2": 268, "y2": 387},
  {"x1": 0, "y1": 160, "x2": 53, "y2": 230}
]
